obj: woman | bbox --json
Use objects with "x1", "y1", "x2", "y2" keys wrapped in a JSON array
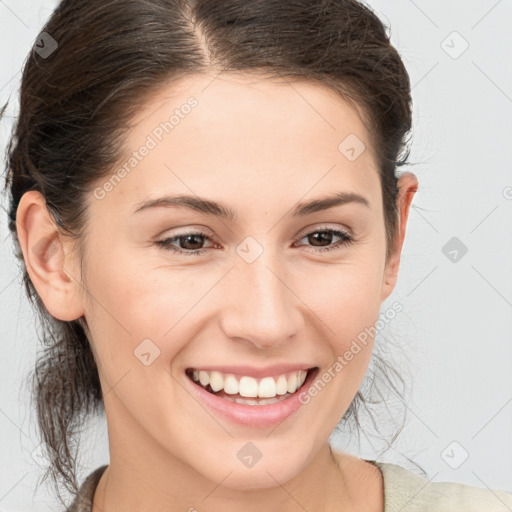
[{"x1": 3, "y1": 0, "x2": 512, "y2": 511}]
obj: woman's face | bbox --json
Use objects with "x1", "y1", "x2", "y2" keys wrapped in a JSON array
[{"x1": 45, "y1": 73, "x2": 415, "y2": 489}]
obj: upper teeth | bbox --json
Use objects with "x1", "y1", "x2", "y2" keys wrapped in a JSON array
[{"x1": 190, "y1": 369, "x2": 308, "y2": 398}]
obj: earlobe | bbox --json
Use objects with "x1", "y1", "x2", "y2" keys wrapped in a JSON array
[
  {"x1": 380, "y1": 172, "x2": 418, "y2": 302},
  {"x1": 15, "y1": 190, "x2": 85, "y2": 321}
]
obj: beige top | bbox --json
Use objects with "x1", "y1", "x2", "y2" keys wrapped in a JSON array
[{"x1": 67, "y1": 461, "x2": 512, "y2": 511}]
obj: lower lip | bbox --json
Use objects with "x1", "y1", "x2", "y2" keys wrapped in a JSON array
[{"x1": 184, "y1": 368, "x2": 319, "y2": 428}]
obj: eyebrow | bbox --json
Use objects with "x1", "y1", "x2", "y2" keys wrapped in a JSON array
[{"x1": 132, "y1": 191, "x2": 370, "y2": 219}]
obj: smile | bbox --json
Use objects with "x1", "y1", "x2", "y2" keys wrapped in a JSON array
[{"x1": 186, "y1": 367, "x2": 316, "y2": 405}]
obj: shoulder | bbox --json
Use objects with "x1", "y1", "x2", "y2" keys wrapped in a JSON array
[
  {"x1": 67, "y1": 465, "x2": 108, "y2": 512},
  {"x1": 371, "y1": 460, "x2": 512, "y2": 512}
]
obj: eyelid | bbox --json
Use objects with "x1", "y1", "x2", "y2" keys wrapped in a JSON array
[
  {"x1": 156, "y1": 224, "x2": 215, "y2": 239},
  {"x1": 294, "y1": 223, "x2": 354, "y2": 240}
]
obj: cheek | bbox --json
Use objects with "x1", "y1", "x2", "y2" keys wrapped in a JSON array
[
  {"x1": 81, "y1": 246, "x2": 216, "y2": 371},
  {"x1": 81, "y1": 255, "x2": 193, "y2": 437},
  {"x1": 300, "y1": 257, "x2": 385, "y2": 345},
  {"x1": 293, "y1": 263, "x2": 383, "y2": 434}
]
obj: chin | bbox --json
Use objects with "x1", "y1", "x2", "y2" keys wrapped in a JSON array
[
  {"x1": 214, "y1": 463, "x2": 301, "y2": 491},
  {"x1": 194, "y1": 446, "x2": 311, "y2": 491}
]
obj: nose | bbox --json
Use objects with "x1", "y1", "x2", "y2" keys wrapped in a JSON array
[{"x1": 218, "y1": 252, "x2": 303, "y2": 350}]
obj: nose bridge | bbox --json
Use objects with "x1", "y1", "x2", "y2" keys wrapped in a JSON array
[{"x1": 220, "y1": 245, "x2": 301, "y2": 348}]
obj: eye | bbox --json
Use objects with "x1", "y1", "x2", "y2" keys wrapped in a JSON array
[
  {"x1": 293, "y1": 227, "x2": 354, "y2": 253},
  {"x1": 155, "y1": 226, "x2": 354, "y2": 256},
  {"x1": 155, "y1": 229, "x2": 214, "y2": 256}
]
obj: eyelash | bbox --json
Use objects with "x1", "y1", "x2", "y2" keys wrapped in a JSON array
[{"x1": 155, "y1": 227, "x2": 354, "y2": 256}]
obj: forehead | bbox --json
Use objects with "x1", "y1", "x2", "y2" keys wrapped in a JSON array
[
  {"x1": 127, "y1": 72, "x2": 375, "y2": 158},
  {"x1": 92, "y1": 72, "x2": 381, "y2": 217}
]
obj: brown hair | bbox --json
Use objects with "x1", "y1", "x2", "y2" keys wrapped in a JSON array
[{"x1": 2, "y1": 0, "x2": 419, "y2": 506}]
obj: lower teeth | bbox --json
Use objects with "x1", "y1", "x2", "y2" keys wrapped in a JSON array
[
  {"x1": 202, "y1": 386, "x2": 294, "y2": 406},
  {"x1": 220, "y1": 393, "x2": 293, "y2": 406}
]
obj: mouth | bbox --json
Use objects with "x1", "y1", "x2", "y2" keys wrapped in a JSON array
[{"x1": 185, "y1": 366, "x2": 319, "y2": 406}]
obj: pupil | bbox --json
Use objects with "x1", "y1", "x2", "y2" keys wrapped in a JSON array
[
  {"x1": 182, "y1": 234, "x2": 204, "y2": 250},
  {"x1": 309, "y1": 231, "x2": 331, "y2": 246}
]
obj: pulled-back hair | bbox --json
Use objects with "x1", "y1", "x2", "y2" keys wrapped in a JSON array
[{"x1": 2, "y1": 0, "x2": 417, "y2": 506}]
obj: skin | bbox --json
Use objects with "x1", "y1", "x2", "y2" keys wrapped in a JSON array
[{"x1": 16, "y1": 72, "x2": 418, "y2": 512}]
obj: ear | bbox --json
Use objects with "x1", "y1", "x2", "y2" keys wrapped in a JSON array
[
  {"x1": 380, "y1": 172, "x2": 418, "y2": 302},
  {"x1": 15, "y1": 190, "x2": 85, "y2": 321}
]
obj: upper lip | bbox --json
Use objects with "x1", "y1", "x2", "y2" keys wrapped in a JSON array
[{"x1": 186, "y1": 364, "x2": 317, "y2": 379}]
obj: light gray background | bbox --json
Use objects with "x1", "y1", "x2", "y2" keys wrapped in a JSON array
[{"x1": 1, "y1": 1, "x2": 511, "y2": 510}]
